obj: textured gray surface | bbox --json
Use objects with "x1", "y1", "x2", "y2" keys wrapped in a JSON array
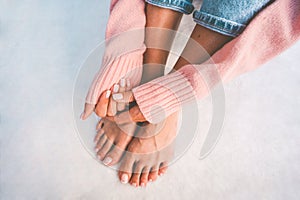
[{"x1": 1, "y1": 0, "x2": 299, "y2": 199}]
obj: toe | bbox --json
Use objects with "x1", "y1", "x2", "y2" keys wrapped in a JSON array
[
  {"x1": 148, "y1": 165, "x2": 159, "y2": 182},
  {"x1": 96, "y1": 119, "x2": 104, "y2": 131},
  {"x1": 104, "y1": 145, "x2": 125, "y2": 166},
  {"x1": 97, "y1": 140, "x2": 113, "y2": 161},
  {"x1": 158, "y1": 162, "x2": 168, "y2": 176},
  {"x1": 95, "y1": 134, "x2": 107, "y2": 153},
  {"x1": 140, "y1": 166, "x2": 150, "y2": 187},
  {"x1": 130, "y1": 164, "x2": 143, "y2": 187},
  {"x1": 94, "y1": 129, "x2": 104, "y2": 143},
  {"x1": 118, "y1": 156, "x2": 135, "y2": 184}
]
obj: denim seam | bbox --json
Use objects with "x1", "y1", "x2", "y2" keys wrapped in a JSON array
[
  {"x1": 193, "y1": 11, "x2": 246, "y2": 37},
  {"x1": 146, "y1": 0, "x2": 194, "y2": 15}
]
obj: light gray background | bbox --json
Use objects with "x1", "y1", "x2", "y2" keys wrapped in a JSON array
[{"x1": 1, "y1": 0, "x2": 299, "y2": 199}]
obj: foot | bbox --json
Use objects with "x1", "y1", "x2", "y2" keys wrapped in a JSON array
[
  {"x1": 118, "y1": 112, "x2": 178, "y2": 187},
  {"x1": 94, "y1": 117, "x2": 136, "y2": 166}
]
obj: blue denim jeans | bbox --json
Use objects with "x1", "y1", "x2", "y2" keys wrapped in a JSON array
[{"x1": 145, "y1": 0, "x2": 272, "y2": 37}]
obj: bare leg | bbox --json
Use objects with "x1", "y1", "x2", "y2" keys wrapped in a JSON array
[
  {"x1": 118, "y1": 4, "x2": 183, "y2": 186},
  {"x1": 141, "y1": 3, "x2": 183, "y2": 83},
  {"x1": 174, "y1": 24, "x2": 233, "y2": 70}
]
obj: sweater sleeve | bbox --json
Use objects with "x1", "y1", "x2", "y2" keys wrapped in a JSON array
[
  {"x1": 132, "y1": 0, "x2": 300, "y2": 124},
  {"x1": 85, "y1": 0, "x2": 146, "y2": 105}
]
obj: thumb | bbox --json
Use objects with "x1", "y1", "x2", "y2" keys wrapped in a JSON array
[
  {"x1": 81, "y1": 103, "x2": 95, "y2": 120},
  {"x1": 111, "y1": 105, "x2": 146, "y2": 124}
]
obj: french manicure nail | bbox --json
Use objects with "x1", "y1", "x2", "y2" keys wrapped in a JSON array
[
  {"x1": 121, "y1": 174, "x2": 128, "y2": 184},
  {"x1": 105, "y1": 90, "x2": 111, "y2": 98},
  {"x1": 113, "y1": 84, "x2": 119, "y2": 93},
  {"x1": 120, "y1": 78, "x2": 126, "y2": 87},
  {"x1": 112, "y1": 93, "x2": 123, "y2": 100},
  {"x1": 103, "y1": 157, "x2": 112, "y2": 165},
  {"x1": 126, "y1": 79, "x2": 131, "y2": 88}
]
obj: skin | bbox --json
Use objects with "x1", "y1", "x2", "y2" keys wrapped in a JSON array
[{"x1": 89, "y1": 4, "x2": 234, "y2": 188}]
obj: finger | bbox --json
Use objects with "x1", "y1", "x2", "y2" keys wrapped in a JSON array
[
  {"x1": 94, "y1": 90, "x2": 111, "y2": 117},
  {"x1": 112, "y1": 91, "x2": 135, "y2": 103},
  {"x1": 117, "y1": 78, "x2": 126, "y2": 111},
  {"x1": 126, "y1": 79, "x2": 131, "y2": 90},
  {"x1": 81, "y1": 103, "x2": 95, "y2": 120},
  {"x1": 107, "y1": 84, "x2": 120, "y2": 116},
  {"x1": 129, "y1": 105, "x2": 146, "y2": 122},
  {"x1": 107, "y1": 97, "x2": 117, "y2": 116},
  {"x1": 113, "y1": 105, "x2": 146, "y2": 124}
]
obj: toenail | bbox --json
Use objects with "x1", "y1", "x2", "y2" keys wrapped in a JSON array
[
  {"x1": 121, "y1": 174, "x2": 128, "y2": 184},
  {"x1": 103, "y1": 157, "x2": 112, "y2": 165},
  {"x1": 132, "y1": 183, "x2": 137, "y2": 187}
]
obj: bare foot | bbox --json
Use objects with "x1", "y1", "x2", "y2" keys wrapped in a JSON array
[
  {"x1": 118, "y1": 112, "x2": 178, "y2": 187},
  {"x1": 94, "y1": 118, "x2": 136, "y2": 166}
]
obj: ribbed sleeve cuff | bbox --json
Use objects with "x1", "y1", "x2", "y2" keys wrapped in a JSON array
[
  {"x1": 86, "y1": 49, "x2": 144, "y2": 105},
  {"x1": 132, "y1": 65, "x2": 209, "y2": 124}
]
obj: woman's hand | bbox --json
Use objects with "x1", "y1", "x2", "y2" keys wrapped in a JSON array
[{"x1": 91, "y1": 78, "x2": 147, "y2": 123}]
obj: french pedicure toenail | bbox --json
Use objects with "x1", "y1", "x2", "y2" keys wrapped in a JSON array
[
  {"x1": 103, "y1": 157, "x2": 112, "y2": 165},
  {"x1": 132, "y1": 183, "x2": 137, "y2": 187},
  {"x1": 112, "y1": 93, "x2": 123, "y2": 100},
  {"x1": 121, "y1": 174, "x2": 129, "y2": 184}
]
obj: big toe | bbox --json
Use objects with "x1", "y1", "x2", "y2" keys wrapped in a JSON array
[
  {"x1": 104, "y1": 145, "x2": 125, "y2": 166},
  {"x1": 118, "y1": 156, "x2": 135, "y2": 184}
]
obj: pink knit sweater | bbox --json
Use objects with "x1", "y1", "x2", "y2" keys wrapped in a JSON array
[
  {"x1": 85, "y1": 0, "x2": 146, "y2": 105},
  {"x1": 87, "y1": 0, "x2": 300, "y2": 123}
]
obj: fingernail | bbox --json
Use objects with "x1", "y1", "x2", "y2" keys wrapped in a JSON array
[
  {"x1": 120, "y1": 78, "x2": 126, "y2": 87},
  {"x1": 126, "y1": 79, "x2": 131, "y2": 88},
  {"x1": 103, "y1": 157, "x2": 112, "y2": 165},
  {"x1": 80, "y1": 112, "x2": 85, "y2": 120},
  {"x1": 149, "y1": 179, "x2": 152, "y2": 182},
  {"x1": 95, "y1": 147, "x2": 99, "y2": 152},
  {"x1": 105, "y1": 90, "x2": 111, "y2": 98},
  {"x1": 112, "y1": 93, "x2": 123, "y2": 100},
  {"x1": 121, "y1": 174, "x2": 128, "y2": 184},
  {"x1": 113, "y1": 84, "x2": 119, "y2": 93},
  {"x1": 140, "y1": 183, "x2": 145, "y2": 187}
]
